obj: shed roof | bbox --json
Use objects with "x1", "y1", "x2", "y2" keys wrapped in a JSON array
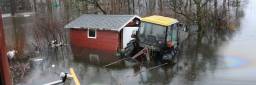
[
  {"x1": 64, "y1": 14, "x2": 140, "y2": 31},
  {"x1": 142, "y1": 15, "x2": 178, "y2": 26}
]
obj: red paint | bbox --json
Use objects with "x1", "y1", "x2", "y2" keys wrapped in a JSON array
[
  {"x1": 0, "y1": 9, "x2": 12, "y2": 85},
  {"x1": 70, "y1": 29, "x2": 120, "y2": 52}
]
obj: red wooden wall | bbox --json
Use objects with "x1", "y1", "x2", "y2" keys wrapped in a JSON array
[
  {"x1": 0, "y1": 10, "x2": 12, "y2": 85},
  {"x1": 70, "y1": 29, "x2": 120, "y2": 52}
]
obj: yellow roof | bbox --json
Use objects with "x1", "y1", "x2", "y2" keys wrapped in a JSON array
[{"x1": 142, "y1": 15, "x2": 178, "y2": 26}]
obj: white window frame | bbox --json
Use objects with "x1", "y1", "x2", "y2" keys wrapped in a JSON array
[{"x1": 88, "y1": 28, "x2": 97, "y2": 39}]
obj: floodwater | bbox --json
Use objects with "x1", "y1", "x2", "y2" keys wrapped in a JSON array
[
  {"x1": 209, "y1": 0, "x2": 256, "y2": 84},
  {"x1": 2, "y1": 0, "x2": 256, "y2": 85}
]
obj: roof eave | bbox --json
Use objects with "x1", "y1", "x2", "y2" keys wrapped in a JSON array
[
  {"x1": 117, "y1": 15, "x2": 141, "y2": 31},
  {"x1": 64, "y1": 15, "x2": 141, "y2": 32}
]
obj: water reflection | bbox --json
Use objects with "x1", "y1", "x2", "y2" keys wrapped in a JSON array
[
  {"x1": 72, "y1": 46, "x2": 126, "y2": 68},
  {"x1": 69, "y1": 46, "x2": 179, "y2": 85}
]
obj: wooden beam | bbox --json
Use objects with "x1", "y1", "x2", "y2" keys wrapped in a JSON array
[
  {"x1": 0, "y1": 9, "x2": 12, "y2": 85},
  {"x1": 70, "y1": 68, "x2": 80, "y2": 85}
]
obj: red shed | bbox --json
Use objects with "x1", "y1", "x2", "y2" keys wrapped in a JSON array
[{"x1": 65, "y1": 15, "x2": 140, "y2": 52}]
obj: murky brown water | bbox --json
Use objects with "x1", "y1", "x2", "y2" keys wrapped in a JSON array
[{"x1": 2, "y1": 0, "x2": 256, "y2": 85}]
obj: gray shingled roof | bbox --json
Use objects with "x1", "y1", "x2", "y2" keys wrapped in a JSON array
[{"x1": 64, "y1": 14, "x2": 139, "y2": 31}]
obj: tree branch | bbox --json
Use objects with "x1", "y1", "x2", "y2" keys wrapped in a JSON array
[
  {"x1": 201, "y1": 0, "x2": 212, "y2": 7},
  {"x1": 168, "y1": 6, "x2": 193, "y2": 21},
  {"x1": 94, "y1": 0, "x2": 107, "y2": 14}
]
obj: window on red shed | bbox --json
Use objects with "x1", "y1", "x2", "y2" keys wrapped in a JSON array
[{"x1": 88, "y1": 29, "x2": 96, "y2": 38}]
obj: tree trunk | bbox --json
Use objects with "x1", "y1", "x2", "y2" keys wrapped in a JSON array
[
  {"x1": 132, "y1": 0, "x2": 135, "y2": 14},
  {"x1": 128, "y1": 0, "x2": 131, "y2": 14},
  {"x1": 159, "y1": 0, "x2": 163, "y2": 15},
  {"x1": 10, "y1": 0, "x2": 16, "y2": 16},
  {"x1": 94, "y1": 0, "x2": 106, "y2": 14}
]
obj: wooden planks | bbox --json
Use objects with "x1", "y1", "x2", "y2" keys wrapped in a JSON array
[{"x1": 70, "y1": 29, "x2": 120, "y2": 52}]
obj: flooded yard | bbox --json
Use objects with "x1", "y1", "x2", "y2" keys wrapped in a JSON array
[{"x1": 1, "y1": 0, "x2": 256, "y2": 85}]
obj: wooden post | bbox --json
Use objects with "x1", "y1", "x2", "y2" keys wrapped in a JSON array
[
  {"x1": 0, "y1": 8, "x2": 12, "y2": 85},
  {"x1": 144, "y1": 48, "x2": 150, "y2": 62},
  {"x1": 70, "y1": 68, "x2": 80, "y2": 85}
]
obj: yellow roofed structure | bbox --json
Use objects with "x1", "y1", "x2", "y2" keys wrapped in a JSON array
[{"x1": 142, "y1": 15, "x2": 178, "y2": 26}]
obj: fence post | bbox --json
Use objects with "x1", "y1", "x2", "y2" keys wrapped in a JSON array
[{"x1": 0, "y1": 8, "x2": 12, "y2": 85}]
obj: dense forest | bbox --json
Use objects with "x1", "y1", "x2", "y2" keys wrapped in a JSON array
[{"x1": 1, "y1": 0, "x2": 243, "y2": 33}]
